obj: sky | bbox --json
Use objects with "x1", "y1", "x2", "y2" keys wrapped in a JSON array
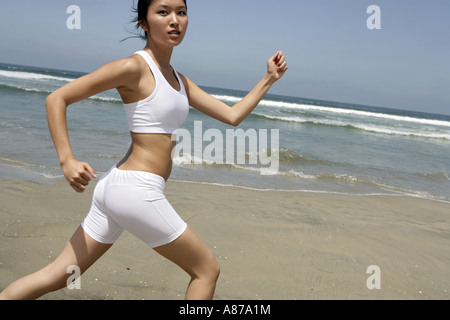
[{"x1": 0, "y1": 0, "x2": 449, "y2": 115}]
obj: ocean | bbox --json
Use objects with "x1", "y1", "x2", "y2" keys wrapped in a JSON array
[{"x1": 1, "y1": 62, "x2": 449, "y2": 202}]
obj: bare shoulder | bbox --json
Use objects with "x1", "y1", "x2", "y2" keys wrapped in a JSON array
[
  {"x1": 121, "y1": 54, "x2": 146, "y2": 73},
  {"x1": 103, "y1": 55, "x2": 144, "y2": 80},
  {"x1": 90, "y1": 54, "x2": 147, "y2": 92},
  {"x1": 49, "y1": 54, "x2": 148, "y2": 104}
]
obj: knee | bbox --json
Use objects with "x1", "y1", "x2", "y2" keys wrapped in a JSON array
[
  {"x1": 194, "y1": 255, "x2": 220, "y2": 284},
  {"x1": 204, "y1": 255, "x2": 220, "y2": 283},
  {"x1": 210, "y1": 257, "x2": 221, "y2": 282}
]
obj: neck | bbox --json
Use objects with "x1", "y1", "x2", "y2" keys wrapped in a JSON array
[{"x1": 145, "y1": 41, "x2": 174, "y2": 69}]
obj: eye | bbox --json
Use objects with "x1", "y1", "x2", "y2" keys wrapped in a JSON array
[
  {"x1": 158, "y1": 10, "x2": 168, "y2": 15},
  {"x1": 178, "y1": 10, "x2": 187, "y2": 16}
]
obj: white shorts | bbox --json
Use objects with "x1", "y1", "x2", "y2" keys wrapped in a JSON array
[{"x1": 81, "y1": 166, "x2": 187, "y2": 248}]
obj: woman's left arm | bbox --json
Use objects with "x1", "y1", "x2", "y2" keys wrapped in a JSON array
[{"x1": 181, "y1": 51, "x2": 288, "y2": 126}]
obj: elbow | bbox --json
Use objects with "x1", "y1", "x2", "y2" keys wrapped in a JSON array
[
  {"x1": 45, "y1": 94, "x2": 54, "y2": 114},
  {"x1": 227, "y1": 111, "x2": 243, "y2": 127},
  {"x1": 45, "y1": 92, "x2": 57, "y2": 109},
  {"x1": 45, "y1": 93, "x2": 69, "y2": 123},
  {"x1": 226, "y1": 119, "x2": 242, "y2": 128},
  {"x1": 45, "y1": 92, "x2": 66, "y2": 112},
  {"x1": 232, "y1": 119, "x2": 243, "y2": 127}
]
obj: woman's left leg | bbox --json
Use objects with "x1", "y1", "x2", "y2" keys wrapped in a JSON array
[{"x1": 0, "y1": 226, "x2": 112, "y2": 300}]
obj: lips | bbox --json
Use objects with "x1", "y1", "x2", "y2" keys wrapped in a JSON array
[{"x1": 168, "y1": 30, "x2": 181, "y2": 35}]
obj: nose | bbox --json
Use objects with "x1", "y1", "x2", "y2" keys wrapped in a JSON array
[{"x1": 169, "y1": 12, "x2": 179, "y2": 26}]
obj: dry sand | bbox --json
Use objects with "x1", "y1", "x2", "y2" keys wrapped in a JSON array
[{"x1": 1, "y1": 178, "x2": 449, "y2": 300}]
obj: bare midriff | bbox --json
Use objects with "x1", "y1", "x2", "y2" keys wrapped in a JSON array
[{"x1": 117, "y1": 133, "x2": 176, "y2": 181}]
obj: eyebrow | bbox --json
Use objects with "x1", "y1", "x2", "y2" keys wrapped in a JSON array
[{"x1": 157, "y1": 5, "x2": 187, "y2": 10}]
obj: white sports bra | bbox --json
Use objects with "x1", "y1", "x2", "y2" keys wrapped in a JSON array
[{"x1": 123, "y1": 50, "x2": 189, "y2": 134}]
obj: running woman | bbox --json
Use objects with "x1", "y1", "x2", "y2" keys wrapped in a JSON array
[{"x1": 0, "y1": 0, "x2": 287, "y2": 300}]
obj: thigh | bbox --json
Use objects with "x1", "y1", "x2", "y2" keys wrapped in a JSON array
[
  {"x1": 52, "y1": 226, "x2": 113, "y2": 275},
  {"x1": 153, "y1": 226, "x2": 217, "y2": 278}
]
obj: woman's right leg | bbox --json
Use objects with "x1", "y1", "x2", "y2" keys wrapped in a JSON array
[
  {"x1": 154, "y1": 226, "x2": 220, "y2": 300},
  {"x1": 0, "y1": 226, "x2": 112, "y2": 300}
]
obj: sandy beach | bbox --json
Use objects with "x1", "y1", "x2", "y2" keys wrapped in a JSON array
[{"x1": 0, "y1": 177, "x2": 449, "y2": 300}]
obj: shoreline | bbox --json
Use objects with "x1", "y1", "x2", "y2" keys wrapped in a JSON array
[
  {"x1": 1, "y1": 177, "x2": 449, "y2": 300},
  {"x1": 2, "y1": 159, "x2": 448, "y2": 204},
  {"x1": 170, "y1": 178, "x2": 450, "y2": 205}
]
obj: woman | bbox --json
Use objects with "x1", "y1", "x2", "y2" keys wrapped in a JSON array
[{"x1": 0, "y1": 0, "x2": 287, "y2": 300}]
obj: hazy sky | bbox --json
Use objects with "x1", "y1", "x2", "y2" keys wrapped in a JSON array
[{"x1": 1, "y1": 0, "x2": 449, "y2": 115}]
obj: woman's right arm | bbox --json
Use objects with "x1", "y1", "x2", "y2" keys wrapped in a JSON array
[{"x1": 46, "y1": 57, "x2": 140, "y2": 192}]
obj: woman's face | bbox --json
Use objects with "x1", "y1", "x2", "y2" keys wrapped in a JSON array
[{"x1": 142, "y1": 0, "x2": 188, "y2": 48}]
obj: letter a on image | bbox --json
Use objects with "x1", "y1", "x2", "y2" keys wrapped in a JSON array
[
  {"x1": 366, "y1": 5, "x2": 381, "y2": 30},
  {"x1": 66, "y1": 265, "x2": 81, "y2": 290},
  {"x1": 366, "y1": 265, "x2": 381, "y2": 290},
  {"x1": 67, "y1": 5, "x2": 81, "y2": 30}
]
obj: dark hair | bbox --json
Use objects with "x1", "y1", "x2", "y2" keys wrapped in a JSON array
[{"x1": 126, "y1": 0, "x2": 187, "y2": 42}]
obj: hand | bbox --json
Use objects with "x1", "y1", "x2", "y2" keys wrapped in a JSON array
[
  {"x1": 267, "y1": 51, "x2": 288, "y2": 81},
  {"x1": 61, "y1": 159, "x2": 97, "y2": 193}
]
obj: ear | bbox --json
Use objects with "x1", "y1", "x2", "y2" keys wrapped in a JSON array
[{"x1": 139, "y1": 19, "x2": 149, "y2": 33}]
